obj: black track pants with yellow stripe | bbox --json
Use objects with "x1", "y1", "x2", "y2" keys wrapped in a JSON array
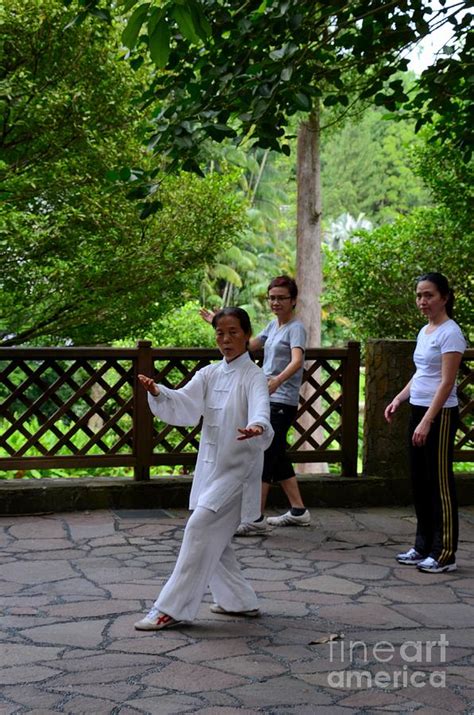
[{"x1": 409, "y1": 406, "x2": 459, "y2": 565}]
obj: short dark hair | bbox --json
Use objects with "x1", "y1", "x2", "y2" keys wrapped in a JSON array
[
  {"x1": 267, "y1": 275, "x2": 298, "y2": 300},
  {"x1": 211, "y1": 307, "x2": 252, "y2": 335},
  {"x1": 416, "y1": 272, "x2": 455, "y2": 318}
]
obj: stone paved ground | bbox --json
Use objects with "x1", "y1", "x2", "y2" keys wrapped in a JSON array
[{"x1": 1, "y1": 506, "x2": 474, "y2": 715}]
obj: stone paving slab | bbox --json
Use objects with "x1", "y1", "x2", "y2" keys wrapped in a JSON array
[{"x1": 1, "y1": 506, "x2": 474, "y2": 714}]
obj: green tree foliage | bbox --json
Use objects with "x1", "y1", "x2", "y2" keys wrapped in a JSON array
[
  {"x1": 67, "y1": 0, "x2": 473, "y2": 179},
  {"x1": 151, "y1": 107, "x2": 451, "y2": 347},
  {"x1": 132, "y1": 145, "x2": 298, "y2": 347},
  {"x1": 0, "y1": 0, "x2": 244, "y2": 345},
  {"x1": 62, "y1": 0, "x2": 472, "y2": 349},
  {"x1": 199, "y1": 101, "x2": 435, "y2": 331},
  {"x1": 200, "y1": 147, "x2": 296, "y2": 313},
  {"x1": 324, "y1": 136, "x2": 474, "y2": 343},
  {"x1": 321, "y1": 106, "x2": 431, "y2": 225},
  {"x1": 399, "y1": 15, "x2": 473, "y2": 159},
  {"x1": 413, "y1": 133, "x2": 473, "y2": 234},
  {"x1": 138, "y1": 300, "x2": 215, "y2": 347}
]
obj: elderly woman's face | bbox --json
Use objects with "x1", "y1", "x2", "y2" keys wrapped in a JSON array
[{"x1": 214, "y1": 315, "x2": 249, "y2": 362}]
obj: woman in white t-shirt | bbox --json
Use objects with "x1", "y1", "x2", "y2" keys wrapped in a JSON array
[{"x1": 384, "y1": 273, "x2": 466, "y2": 573}]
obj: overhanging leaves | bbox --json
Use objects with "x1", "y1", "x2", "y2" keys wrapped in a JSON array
[
  {"x1": 121, "y1": 2, "x2": 149, "y2": 49},
  {"x1": 64, "y1": 0, "x2": 473, "y2": 169},
  {"x1": 149, "y1": 19, "x2": 171, "y2": 68}
]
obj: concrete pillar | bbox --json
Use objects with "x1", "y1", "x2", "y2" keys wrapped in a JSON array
[{"x1": 363, "y1": 339, "x2": 415, "y2": 478}]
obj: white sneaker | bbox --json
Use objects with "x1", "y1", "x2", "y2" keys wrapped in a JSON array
[
  {"x1": 266, "y1": 509, "x2": 311, "y2": 527},
  {"x1": 396, "y1": 547, "x2": 424, "y2": 565},
  {"x1": 210, "y1": 604, "x2": 259, "y2": 617},
  {"x1": 417, "y1": 557, "x2": 457, "y2": 573},
  {"x1": 234, "y1": 520, "x2": 269, "y2": 536},
  {"x1": 134, "y1": 606, "x2": 180, "y2": 631}
]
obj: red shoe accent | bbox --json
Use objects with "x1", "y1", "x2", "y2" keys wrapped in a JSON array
[{"x1": 155, "y1": 613, "x2": 174, "y2": 627}]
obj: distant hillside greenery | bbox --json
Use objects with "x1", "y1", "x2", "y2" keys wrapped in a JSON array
[
  {"x1": 321, "y1": 106, "x2": 431, "y2": 225},
  {"x1": 324, "y1": 137, "x2": 474, "y2": 343}
]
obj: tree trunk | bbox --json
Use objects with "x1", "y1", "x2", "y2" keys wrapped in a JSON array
[
  {"x1": 296, "y1": 106, "x2": 326, "y2": 473},
  {"x1": 296, "y1": 108, "x2": 321, "y2": 346}
]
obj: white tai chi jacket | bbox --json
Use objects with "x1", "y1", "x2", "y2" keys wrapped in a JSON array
[{"x1": 148, "y1": 352, "x2": 274, "y2": 522}]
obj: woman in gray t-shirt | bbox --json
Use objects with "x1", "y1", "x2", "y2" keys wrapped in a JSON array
[
  {"x1": 200, "y1": 276, "x2": 311, "y2": 535},
  {"x1": 239, "y1": 275, "x2": 310, "y2": 534}
]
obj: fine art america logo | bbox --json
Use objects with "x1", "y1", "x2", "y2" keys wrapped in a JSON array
[{"x1": 327, "y1": 634, "x2": 448, "y2": 689}]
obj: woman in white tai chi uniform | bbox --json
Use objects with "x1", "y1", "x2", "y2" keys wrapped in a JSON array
[{"x1": 134, "y1": 307, "x2": 273, "y2": 630}]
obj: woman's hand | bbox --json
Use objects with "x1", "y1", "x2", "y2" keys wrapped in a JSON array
[
  {"x1": 409, "y1": 351, "x2": 462, "y2": 446},
  {"x1": 138, "y1": 374, "x2": 159, "y2": 396},
  {"x1": 384, "y1": 397, "x2": 401, "y2": 423},
  {"x1": 412, "y1": 418, "x2": 432, "y2": 447},
  {"x1": 237, "y1": 425, "x2": 263, "y2": 440},
  {"x1": 267, "y1": 377, "x2": 281, "y2": 395},
  {"x1": 266, "y1": 347, "x2": 303, "y2": 395},
  {"x1": 199, "y1": 308, "x2": 215, "y2": 325}
]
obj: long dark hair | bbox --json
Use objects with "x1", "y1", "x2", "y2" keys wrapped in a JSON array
[
  {"x1": 211, "y1": 307, "x2": 252, "y2": 336},
  {"x1": 416, "y1": 272, "x2": 455, "y2": 318}
]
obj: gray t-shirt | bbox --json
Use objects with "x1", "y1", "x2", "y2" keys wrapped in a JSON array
[{"x1": 258, "y1": 318, "x2": 307, "y2": 406}]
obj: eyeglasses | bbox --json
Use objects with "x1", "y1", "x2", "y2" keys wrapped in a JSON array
[{"x1": 267, "y1": 296, "x2": 292, "y2": 303}]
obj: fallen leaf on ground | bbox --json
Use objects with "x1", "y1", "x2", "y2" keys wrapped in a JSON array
[{"x1": 309, "y1": 632, "x2": 344, "y2": 645}]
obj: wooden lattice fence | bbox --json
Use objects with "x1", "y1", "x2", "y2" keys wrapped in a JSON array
[
  {"x1": 457, "y1": 352, "x2": 474, "y2": 462},
  {"x1": 0, "y1": 342, "x2": 361, "y2": 478},
  {"x1": 1, "y1": 342, "x2": 472, "y2": 479}
]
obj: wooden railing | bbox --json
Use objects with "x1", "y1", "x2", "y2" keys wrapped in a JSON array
[
  {"x1": 457, "y1": 350, "x2": 474, "y2": 462},
  {"x1": 0, "y1": 342, "x2": 361, "y2": 478}
]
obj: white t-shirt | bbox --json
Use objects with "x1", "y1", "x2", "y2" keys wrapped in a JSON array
[{"x1": 410, "y1": 319, "x2": 466, "y2": 407}]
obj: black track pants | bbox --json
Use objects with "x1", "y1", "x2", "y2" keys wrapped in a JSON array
[
  {"x1": 262, "y1": 402, "x2": 298, "y2": 484},
  {"x1": 409, "y1": 405, "x2": 459, "y2": 564}
]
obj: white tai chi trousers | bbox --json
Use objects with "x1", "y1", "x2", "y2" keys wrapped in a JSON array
[{"x1": 154, "y1": 491, "x2": 258, "y2": 622}]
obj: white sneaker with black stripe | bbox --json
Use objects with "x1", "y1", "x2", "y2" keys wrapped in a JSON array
[
  {"x1": 266, "y1": 509, "x2": 311, "y2": 527},
  {"x1": 234, "y1": 520, "x2": 269, "y2": 536},
  {"x1": 417, "y1": 557, "x2": 457, "y2": 573},
  {"x1": 396, "y1": 548, "x2": 424, "y2": 565}
]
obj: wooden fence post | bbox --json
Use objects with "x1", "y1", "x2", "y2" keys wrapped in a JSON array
[
  {"x1": 134, "y1": 341, "x2": 153, "y2": 481},
  {"x1": 341, "y1": 341, "x2": 360, "y2": 477}
]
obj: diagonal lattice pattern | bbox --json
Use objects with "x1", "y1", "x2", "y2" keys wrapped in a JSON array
[
  {"x1": 457, "y1": 357, "x2": 474, "y2": 453},
  {"x1": 151, "y1": 357, "x2": 213, "y2": 456},
  {"x1": 292, "y1": 359, "x2": 344, "y2": 453},
  {"x1": 0, "y1": 357, "x2": 134, "y2": 457},
  {"x1": 1, "y1": 344, "x2": 472, "y2": 478},
  {"x1": 149, "y1": 354, "x2": 347, "y2": 460}
]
